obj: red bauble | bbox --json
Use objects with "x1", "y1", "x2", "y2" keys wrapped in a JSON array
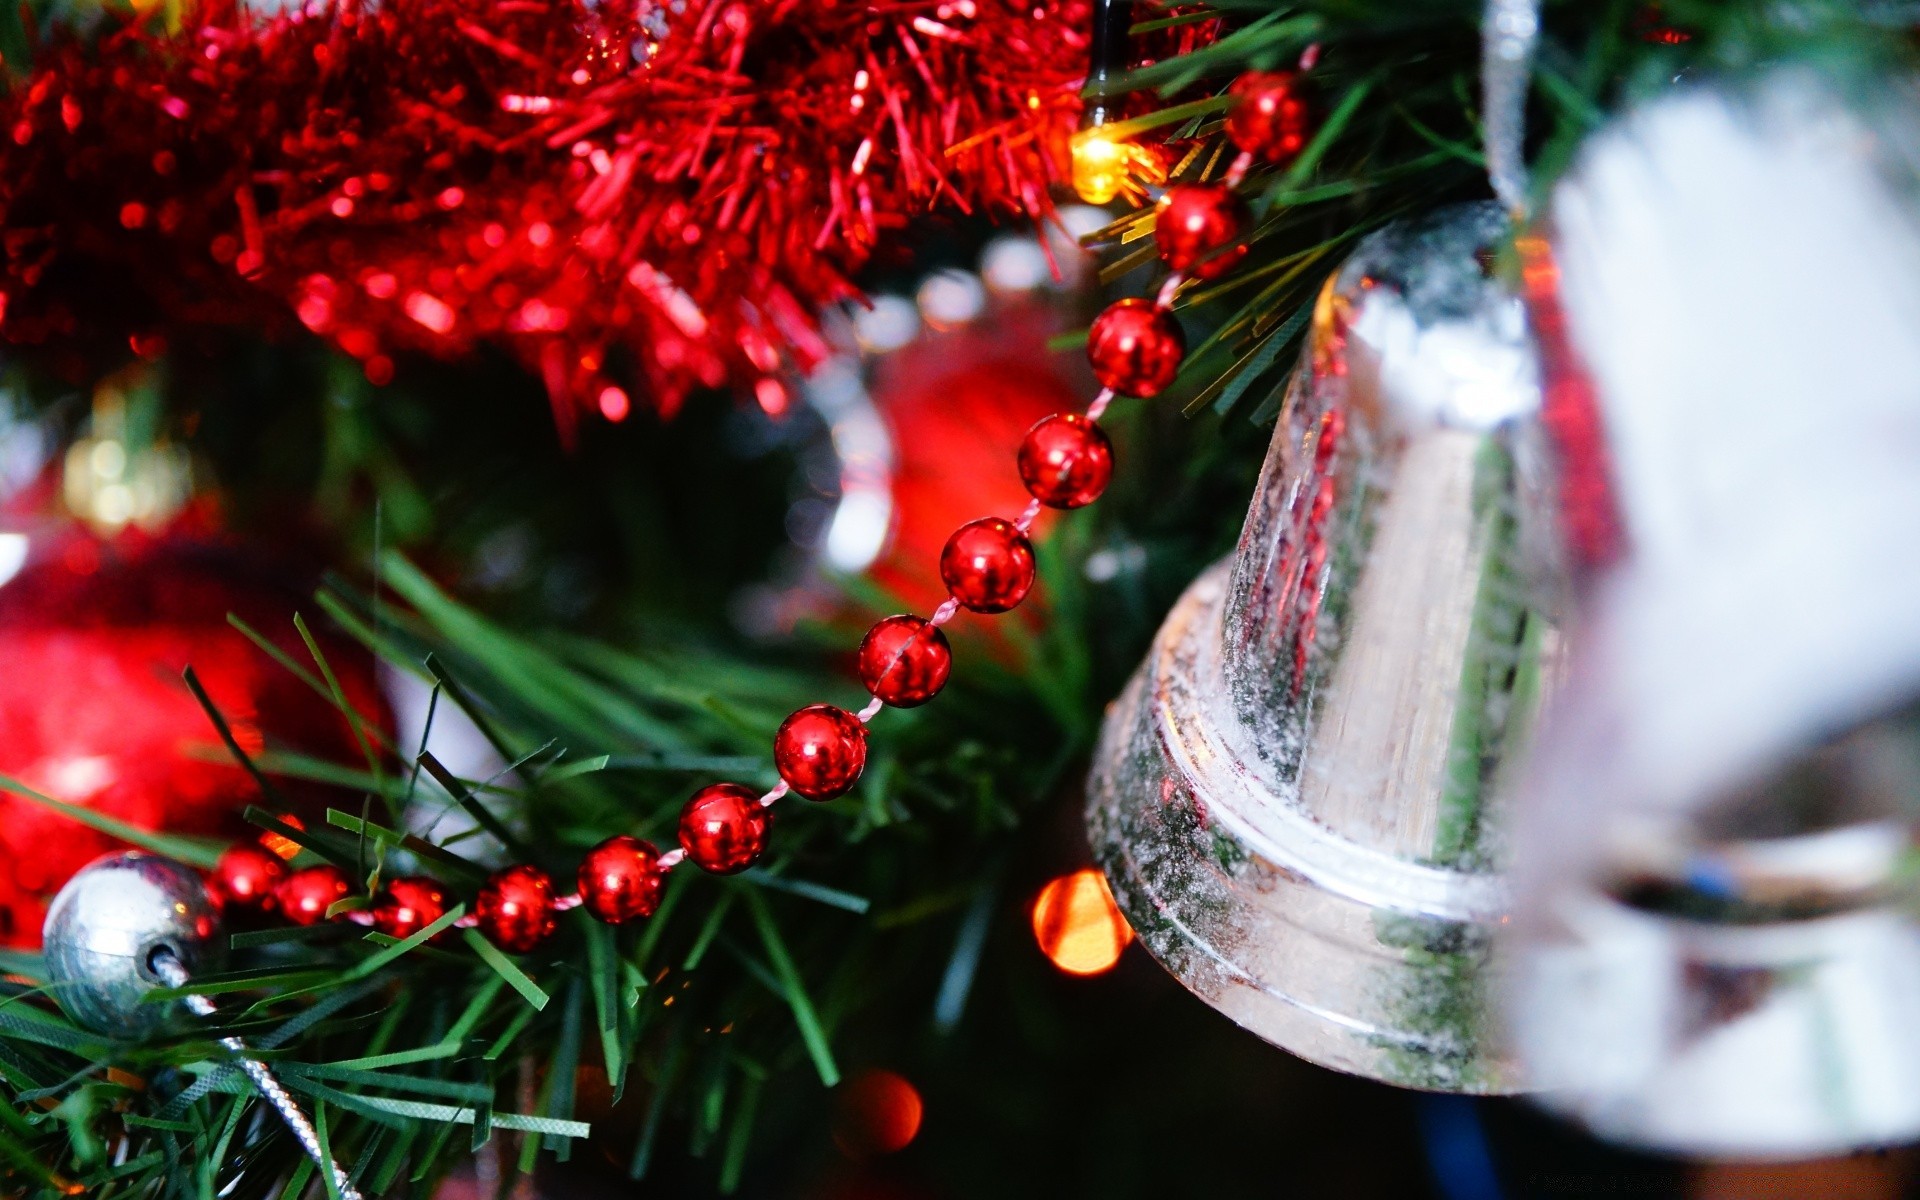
[
  {"x1": 863, "y1": 314, "x2": 1078, "y2": 613},
  {"x1": 1155, "y1": 185, "x2": 1251, "y2": 280},
  {"x1": 1087, "y1": 299, "x2": 1185, "y2": 398},
  {"x1": 774, "y1": 705, "x2": 868, "y2": 801},
  {"x1": 677, "y1": 784, "x2": 771, "y2": 875},
  {"x1": 0, "y1": 526, "x2": 390, "y2": 947},
  {"x1": 857, "y1": 616, "x2": 952, "y2": 707},
  {"x1": 207, "y1": 842, "x2": 287, "y2": 914},
  {"x1": 1226, "y1": 71, "x2": 1311, "y2": 163},
  {"x1": 278, "y1": 864, "x2": 350, "y2": 926},
  {"x1": 1018, "y1": 414, "x2": 1114, "y2": 510},
  {"x1": 577, "y1": 835, "x2": 665, "y2": 923},
  {"x1": 372, "y1": 877, "x2": 450, "y2": 940},
  {"x1": 477, "y1": 865, "x2": 558, "y2": 953},
  {"x1": 939, "y1": 519, "x2": 1036, "y2": 614}
]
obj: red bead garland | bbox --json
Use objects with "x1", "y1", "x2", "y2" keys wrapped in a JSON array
[
  {"x1": 1087, "y1": 299, "x2": 1186, "y2": 398},
  {"x1": 1155, "y1": 184, "x2": 1251, "y2": 281},
  {"x1": 208, "y1": 842, "x2": 288, "y2": 914},
  {"x1": 477, "y1": 865, "x2": 558, "y2": 953},
  {"x1": 940, "y1": 518, "x2": 1037, "y2": 614},
  {"x1": 1018, "y1": 414, "x2": 1114, "y2": 510},
  {"x1": 678, "y1": 783, "x2": 772, "y2": 875},
  {"x1": 774, "y1": 705, "x2": 868, "y2": 801},
  {"x1": 1226, "y1": 71, "x2": 1311, "y2": 163},
  {"x1": 373, "y1": 877, "x2": 450, "y2": 940},
  {"x1": 278, "y1": 864, "x2": 350, "y2": 927},
  {"x1": 578, "y1": 835, "x2": 665, "y2": 923},
  {"x1": 195, "y1": 70, "x2": 1286, "y2": 946},
  {"x1": 858, "y1": 615, "x2": 953, "y2": 707}
]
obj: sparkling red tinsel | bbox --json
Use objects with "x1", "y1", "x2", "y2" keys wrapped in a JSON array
[{"x1": 0, "y1": 0, "x2": 1096, "y2": 434}]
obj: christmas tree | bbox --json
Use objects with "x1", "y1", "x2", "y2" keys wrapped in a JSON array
[{"x1": 1, "y1": 1, "x2": 1917, "y2": 1197}]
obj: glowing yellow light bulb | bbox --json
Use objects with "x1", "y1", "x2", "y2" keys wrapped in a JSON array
[{"x1": 1071, "y1": 129, "x2": 1129, "y2": 205}]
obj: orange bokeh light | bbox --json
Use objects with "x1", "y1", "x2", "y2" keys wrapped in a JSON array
[
  {"x1": 260, "y1": 813, "x2": 305, "y2": 861},
  {"x1": 1031, "y1": 868, "x2": 1133, "y2": 976},
  {"x1": 833, "y1": 1069, "x2": 923, "y2": 1158}
]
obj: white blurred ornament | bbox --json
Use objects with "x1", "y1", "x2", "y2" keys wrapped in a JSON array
[{"x1": 1508, "y1": 71, "x2": 1920, "y2": 1158}]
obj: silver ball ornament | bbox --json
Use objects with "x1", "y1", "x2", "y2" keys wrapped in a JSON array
[{"x1": 41, "y1": 851, "x2": 220, "y2": 1037}]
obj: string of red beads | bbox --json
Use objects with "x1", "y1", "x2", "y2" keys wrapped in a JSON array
[
  {"x1": 773, "y1": 705, "x2": 868, "y2": 801},
  {"x1": 208, "y1": 842, "x2": 288, "y2": 913},
  {"x1": 279, "y1": 864, "x2": 351, "y2": 927},
  {"x1": 373, "y1": 877, "x2": 451, "y2": 940},
  {"x1": 578, "y1": 835, "x2": 666, "y2": 922},
  {"x1": 200, "y1": 69, "x2": 1308, "y2": 957},
  {"x1": 1087, "y1": 299, "x2": 1186, "y2": 398},
  {"x1": 475, "y1": 864, "x2": 558, "y2": 953}
]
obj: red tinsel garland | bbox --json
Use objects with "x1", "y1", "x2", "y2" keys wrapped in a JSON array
[{"x1": 0, "y1": 0, "x2": 1091, "y2": 433}]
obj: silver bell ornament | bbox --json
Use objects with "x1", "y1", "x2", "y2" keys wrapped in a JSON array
[
  {"x1": 1086, "y1": 201, "x2": 1556, "y2": 1092},
  {"x1": 1507, "y1": 72, "x2": 1920, "y2": 1158},
  {"x1": 42, "y1": 850, "x2": 219, "y2": 1037}
]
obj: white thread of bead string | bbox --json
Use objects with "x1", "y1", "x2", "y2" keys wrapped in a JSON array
[{"x1": 1223, "y1": 149, "x2": 1254, "y2": 190}]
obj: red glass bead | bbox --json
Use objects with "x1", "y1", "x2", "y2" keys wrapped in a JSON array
[
  {"x1": 277, "y1": 864, "x2": 350, "y2": 927},
  {"x1": 372, "y1": 877, "x2": 449, "y2": 940},
  {"x1": 940, "y1": 518, "x2": 1036, "y2": 614},
  {"x1": 1018, "y1": 414, "x2": 1113, "y2": 509},
  {"x1": 208, "y1": 842, "x2": 287, "y2": 913},
  {"x1": 477, "y1": 864, "x2": 558, "y2": 953},
  {"x1": 1226, "y1": 70, "x2": 1311, "y2": 163},
  {"x1": 857, "y1": 615, "x2": 952, "y2": 707},
  {"x1": 774, "y1": 705, "x2": 868, "y2": 801},
  {"x1": 577, "y1": 835, "x2": 664, "y2": 923},
  {"x1": 677, "y1": 783, "x2": 771, "y2": 875},
  {"x1": 1087, "y1": 299, "x2": 1185, "y2": 398},
  {"x1": 1154, "y1": 184, "x2": 1251, "y2": 281}
]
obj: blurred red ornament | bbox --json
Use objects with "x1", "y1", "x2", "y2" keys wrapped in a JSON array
[
  {"x1": 774, "y1": 705, "x2": 867, "y2": 802},
  {"x1": 1087, "y1": 299, "x2": 1185, "y2": 398},
  {"x1": 677, "y1": 783, "x2": 770, "y2": 875},
  {"x1": 207, "y1": 842, "x2": 287, "y2": 914},
  {"x1": 1018, "y1": 414, "x2": 1113, "y2": 510},
  {"x1": 1155, "y1": 185, "x2": 1251, "y2": 281},
  {"x1": 863, "y1": 312, "x2": 1079, "y2": 613},
  {"x1": 1631, "y1": 4, "x2": 1695, "y2": 44},
  {"x1": 477, "y1": 864, "x2": 558, "y2": 953},
  {"x1": 833, "y1": 1068, "x2": 924, "y2": 1159},
  {"x1": 278, "y1": 864, "x2": 351, "y2": 926},
  {"x1": 577, "y1": 835, "x2": 664, "y2": 923},
  {"x1": 372, "y1": 876, "x2": 450, "y2": 939},
  {"x1": 940, "y1": 518, "x2": 1036, "y2": 614},
  {"x1": 1226, "y1": 71, "x2": 1312, "y2": 163},
  {"x1": 858, "y1": 615, "x2": 952, "y2": 707},
  {"x1": 0, "y1": 525, "x2": 390, "y2": 947}
]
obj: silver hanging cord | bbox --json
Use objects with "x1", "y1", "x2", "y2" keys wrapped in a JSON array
[
  {"x1": 1482, "y1": 0, "x2": 1542, "y2": 219},
  {"x1": 151, "y1": 950, "x2": 364, "y2": 1200}
]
